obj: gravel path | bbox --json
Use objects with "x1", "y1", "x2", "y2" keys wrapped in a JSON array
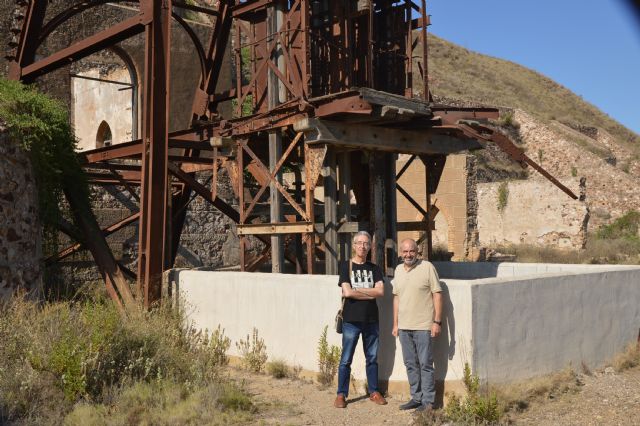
[{"x1": 226, "y1": 365, "x2": 640, "y2": 425}]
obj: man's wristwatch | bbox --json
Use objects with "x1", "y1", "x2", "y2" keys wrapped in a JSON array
[{"x1": 434, "y1": 320, "x2": 442, "y2": 326}]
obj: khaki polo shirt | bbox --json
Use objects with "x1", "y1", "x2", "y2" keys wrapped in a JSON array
[{"x1": 392, "y1": 260, "x2": 442, "y2": 330}]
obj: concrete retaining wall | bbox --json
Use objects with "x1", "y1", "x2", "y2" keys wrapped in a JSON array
[{"x1": 169, "y1": 262, "x2": 640, "y2": 388}]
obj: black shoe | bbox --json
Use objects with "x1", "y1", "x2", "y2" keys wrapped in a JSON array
[
  {"x1": 415, "y1": 403, "x2": 433, "y2": 412},
  {"x1": 399, "y1": 400, "x2": 422, "y2": 410}
]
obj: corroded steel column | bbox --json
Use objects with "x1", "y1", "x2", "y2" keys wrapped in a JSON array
[{"x1": 137, "y1": 0, "x2": 171, "y2": 308}]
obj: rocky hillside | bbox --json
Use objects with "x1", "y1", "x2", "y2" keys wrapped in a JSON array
[{"x1": 424, "y1": 34, "x2": 640, "y2": 228}]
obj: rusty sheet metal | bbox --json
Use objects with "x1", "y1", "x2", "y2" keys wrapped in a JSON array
[{"x1": 305, "y1": 143, "x2": 327, "y2": 193}]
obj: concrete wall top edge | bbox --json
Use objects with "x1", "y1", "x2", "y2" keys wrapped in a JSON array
[
  {"x1": 433, "y1": 261, "x2": 640, "y2": 280},
  {"x1": 466, "y1": 268, "x2": 640, "y2": 287}
]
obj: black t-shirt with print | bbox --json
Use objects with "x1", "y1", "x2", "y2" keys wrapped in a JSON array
[{"x1": 337, "y1": 261, "x2": 383, "y2": 323}]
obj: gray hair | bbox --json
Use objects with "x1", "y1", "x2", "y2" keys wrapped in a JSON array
[{"x1": 352, "y1": 231, "x2": 372, "y2": 243}]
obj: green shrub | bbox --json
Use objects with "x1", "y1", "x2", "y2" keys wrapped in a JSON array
[
  {"x1": 498, "y1": 111, "x2": 520, "y2": 129},
  {"x1": 317, "y1": 325, "x2": 341, "y2": 386},
  {"x1": 0, "y1": 297, "x2": 243, "y2": 424},
  {"x1": 571, "y1": 166, "x2": 578, "y2": 177},
  {"x1": 596, "y1": 210, "x2": 640, "y2": 240},
  {"x1": 236, "y1": 328, "x2": 268, "y2": 373},
  {"x1": 267, "y1": 359, "x2": 290, "y2": 379},
  {"x1": 445, "y1": 363, "x2": 502, "y2": 424},
  {"x1": 206, "y1": 325, "x2": 231, "y2": 367},
  {"x1": 497, "y1": 181, "x2": 509, "y2": 212},
  {"x1": 0, "y1": 78, "x2": 87, "y2": 254},
  {"x1": 218, "y1": 382, "x2": 255, "y2": 412}
]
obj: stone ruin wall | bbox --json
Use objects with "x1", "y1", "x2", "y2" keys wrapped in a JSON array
[
  {"x1": 477, "y1": 178, "x2": 589, "y2": 250},
  {"x1": 1, "y1": 2, "x2": 243, "y2": 291},
  {"x1": 56, "y1": 171, "x2": 243, "y2": 289},
  {"x1": 0, "y1": 127, "x2": 42, "y2": 300},
  {"x1": 514, "y1": 110, "x2": 640, "y2": 228}
]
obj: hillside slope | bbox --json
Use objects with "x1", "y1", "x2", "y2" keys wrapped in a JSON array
[{"x1": 424, "y1": 34, "x2": 640, "y2": 226}]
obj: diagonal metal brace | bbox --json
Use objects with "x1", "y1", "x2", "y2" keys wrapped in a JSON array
[{"x1": 457, "y1": 120, "x2": 578, "y2": 200}]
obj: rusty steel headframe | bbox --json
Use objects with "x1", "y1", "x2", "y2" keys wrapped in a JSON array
[{"x1": 7, "y1": 0, "x2": 576, "y2": 309}]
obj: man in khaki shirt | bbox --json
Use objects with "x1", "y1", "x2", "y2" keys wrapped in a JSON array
[{"x1": 392, "y1": 238, "x2": 443, "y2": 412}]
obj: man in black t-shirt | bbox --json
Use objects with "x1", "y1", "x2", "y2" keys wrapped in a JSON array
[{"x1": 334, "y1": 231, "x2": 388, "y2": 408}]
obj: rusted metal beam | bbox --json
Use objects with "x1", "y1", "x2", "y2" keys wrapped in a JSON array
[
  {"x1": 173, "y1": 0, "x2": 220, "y2": 16},
  {"x1": 193, "y1": 0, "x2": 234, "y2": 119},
  {"x1": 7, "y1": 1, "x2": 47, "y2": 80},
  {"x1": 82, "y1": 140, "x2": 143, "y2": 163},
  {"x1": 232, "y1": 0, "x2": 273, "y2": 18},
  {"x1": 168, "y1": 163, "x2": 240, "y2": 222},
  {"x1": 47, "y1": 212, "x2": 141, "y2": 264},
  {"x1": 20, "y1": 16, "x2": 146, "y2": 81},
  {"x1": 137, "y1": 0, "x2": 171, "y2": 308},
  {"x1": 457, "y1": 121, "x2": 579, "y2": 200}
]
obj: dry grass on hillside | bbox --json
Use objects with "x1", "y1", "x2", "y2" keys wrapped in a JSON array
[{"x1": 422, "y1": 34, "x2": 640, "y2": 155}]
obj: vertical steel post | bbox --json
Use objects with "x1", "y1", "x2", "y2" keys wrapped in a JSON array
[
  {"x1": 238, "y1": 140, "x2": 246, "y2": 271},
  {"x1": 337, "y1": 151, "x2": 352, "y2": 263},
  {"x1": 385, "y1": 153, "x2": 398, "y2": 276},
  {"x1": 268, "y1": 1, "x2": 284, "y2": 272},
  {"x1": 369, "y1": 152, "x2": 386, "y2": 267},
  {"x1": 421, "y1": 0, "x2": 429, "y2": 100},
  {"x1": 424, "y1": 156, "x2": 433, "y2": 260},
  {"x1": 304, "y1": 143, "x2": 315, "y2": 274},
  {"x1": 138, "y1": 0, "x2": 171, "y2": 308},
  {"x1": 323, "y1": 148, "x2": 338, "y2": 274}
]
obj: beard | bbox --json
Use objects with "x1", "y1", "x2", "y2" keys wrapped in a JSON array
[{"x1": 403, "y1": 256, "x2": 419, "y2": 267}]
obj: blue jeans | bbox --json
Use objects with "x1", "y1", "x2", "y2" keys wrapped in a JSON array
[
  {"x1": 399, "y1": 330, "x2": 435, "y2": 406},
  {"x1": 337, "y1": 321, "x2": 380, "y2": 397}
]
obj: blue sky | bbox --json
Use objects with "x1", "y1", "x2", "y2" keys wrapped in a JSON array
[{"x1": 426, "y1": 1, "x2": 640, "y2": 134}]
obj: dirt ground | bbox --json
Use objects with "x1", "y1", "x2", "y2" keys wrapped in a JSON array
[
  {"x1": 226, "y1": 364, "x2": 640, "y2": 425},
  {"x1": 510, "y1": 367, "x2": 640, "y2": 426}
]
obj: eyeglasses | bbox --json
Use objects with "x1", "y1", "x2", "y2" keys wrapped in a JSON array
[{"x1": 354, "y1": 241, "x2": 370, "y2": 246}]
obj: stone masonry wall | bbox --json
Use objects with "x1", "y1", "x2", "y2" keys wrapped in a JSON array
[
  {"x1": 477, "y1": 178, "x2": 589, "y2": 249},
  {"x1": 0, "y1": 126, "x2": 42, "y2": 300},
  {"x1": 57, "y1": 169, "x2": 241, "y2": 287},
  {"x1": 514, "y1": 110, "x2": 640, "y2": 228}
]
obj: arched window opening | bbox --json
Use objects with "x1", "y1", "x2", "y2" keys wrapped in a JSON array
[{"x1": 96, "y1": 121, "x2": 113, "y2": 148}]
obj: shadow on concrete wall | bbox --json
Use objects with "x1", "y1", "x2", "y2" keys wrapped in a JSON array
[
  {"x1": 435, "y1": 261, "x2": 501, "y2": 279},
  {"x1": 434, "y1": 281, "x2": 456, "y2": 407},
  {"x1": 377, "y1": 278, "x2": 397, "y2": 389}
]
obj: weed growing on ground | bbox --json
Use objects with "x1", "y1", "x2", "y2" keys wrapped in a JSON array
[
  {"x1": 317, "y1": 325, "x2": 341, "y2": 386},
  {"x1": 611, "y1": 343, "x2": 640, "y2": 372},
  {"x1": 596, "y1": 210, "x2": 640, "y2": 240},
  {"x1": 267, "y1": 359, "x2": 291, "y2": 379},
  {"x1": 493, "y1": 227, "x2": 640, "y2": 265},
  {"x1": 498, "y1": 111, "x2": 520, "y2": 129},
  {"x1": 206, "y1": 325, "x2": 231, "y2": 367},
  {"x1": 236, "y1": 327, "x2": 268, "y2": 373},
  {"x1": 497, "y1": 181, "x2": 509, "y2": 212},
  {"x1": 496, "y1": 367, "x2": 582, "y2": 415},
  {"x1": 0, "y1": 296, "x2": 251, "y2": 424},
  {"x1": 266, "y1": 358, "x2": 303, "y2": 379},
  {"x1": 445, "y1": 363, "x2": 502, "y2": 424}
]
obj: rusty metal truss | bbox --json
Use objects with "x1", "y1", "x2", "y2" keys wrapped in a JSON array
[{"x1": 7, "y1": 0, "x2": 577, "y2": 309}]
